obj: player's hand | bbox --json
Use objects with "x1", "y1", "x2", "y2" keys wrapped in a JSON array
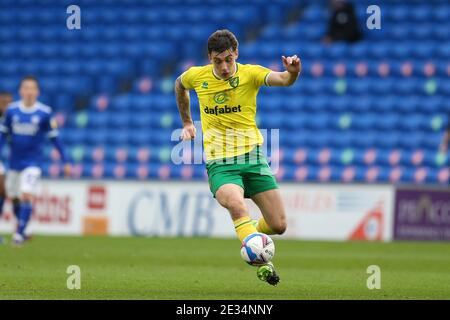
[
  {"x1": 63, "y1": 163, "x2": 72, "y2": 177},
  {"x1": 282, "y1": 55, "x2": 301, "y2": 74},
  {"x1": 180, "y1": 122, "x2": 196, "y2": 141}
]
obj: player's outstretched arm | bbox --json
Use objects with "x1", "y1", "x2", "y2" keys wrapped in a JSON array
[
  {"x1": 175, "y1": 77, "x2": 196, "y2": 140},
  {"x1": 266, "y1": 55, "x2": 302, "y2": 87},
  {"x1": 49, "y1": 136, "x2": 71, "y2": 177}
]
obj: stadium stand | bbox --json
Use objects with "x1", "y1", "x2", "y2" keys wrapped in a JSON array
[{"x1": 0, "y1": 0, "x2": 448, "y2": 183}]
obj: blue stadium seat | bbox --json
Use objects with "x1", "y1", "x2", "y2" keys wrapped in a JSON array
[
  {"x1": 108, "y1": 112, "x2": 131, "y2": 129},
  {"x1": 129, "y1": 131, "x2": 152, "y2": 147},
  {"x1": 86, "y1": 130, "x2": 109, "y2": 146},
  {"x1": 397, "y1": 132, "x2": 425, "y2": 150},
  {"x1": 329, "y1": 131, "x2": 353, "y2": 148},
  {"x1": 107, "y1": 131, "x2": 130, "y2": 147},
  {"x1": 61, "y1": 129, "x2": 88, "y2": 145},
  {"x1": 374, "y1": 114, "x2": 399, "y2": 131},
  {"x1": 375, "y1": 132, "x2": 401, "y2": 149},
  {"x1": 129, "y1": 113, "x2": 153, "y2": 128},
  {"x1": 87, "y1": 111, "x2": 110, "y2": 128},
  {"x1": 397, "y1": 114, "x2": 423, "y2": 131},
  {"x1": 352, "y1": 114, "x2": 376, "y2": 130},
  {"x1": 0, "y1": 0, "x2": 446, "y2": 184}
]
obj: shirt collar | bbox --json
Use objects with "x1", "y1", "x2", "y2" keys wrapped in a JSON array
[
  {"x1": 19, "y1": 100, "x2": 39, "y2": 113},
  {"x1": 212, "y1": 62, "x2": 238, "y2": 81}
]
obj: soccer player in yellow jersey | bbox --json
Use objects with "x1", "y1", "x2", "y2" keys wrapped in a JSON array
[{"x1": 175, "y1": 30, "x2": 301, "y2": 286}]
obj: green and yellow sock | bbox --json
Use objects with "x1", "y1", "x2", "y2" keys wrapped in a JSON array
[
  {"x1": 233, "y1": 216, "x2": 258, "y2": 243},
  {"x1": 256, "y1": 217, "x2": 276, "y2": 235}
]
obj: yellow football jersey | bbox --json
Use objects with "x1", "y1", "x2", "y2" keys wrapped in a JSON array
[{"x1": 180, "y1": 63, "x2": 271, "y2": 161}]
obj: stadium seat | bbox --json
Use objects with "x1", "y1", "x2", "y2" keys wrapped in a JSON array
[{"x1": 0, "y1": 0, "x2": 446, "y2": 184}]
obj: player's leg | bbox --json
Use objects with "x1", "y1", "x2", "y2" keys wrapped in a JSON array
[
  {"x1": 5, "y1": 170, "x2": 21, "y2": 216},
  {"x1": 207, "y1": 161, "x2": 258, "y2": 243},
  {"x1": 13, "y1": 167, "x2": 41, "y2": 244},
  {"x1": 0, "y1": 174, "x2": 6, "y2": 218},
  {"x1": 0, "y1": 161, "x2": 7, "y2": 220},
  {"x1": 0, "y1": 170, "x2": 4, "y2": 243},
  {"x1": 243, "y1": 159, "x2": 284, "y2": 286},
  {"x1": 5, "y1": 170, "x2": 20, "y2": 244},
  {"x1": 249, "y1": 189, "x2": 285, "y2": 286},
  {"x1": 251, "y1": 189, "x2": 287, "y2": 236},
  {"x1": 12, "y1": 198, "x2": 21, "y2": 220},
  {"x1": 215, "y1": 183, "x2": 258, "y2": 243},
  {"x1": 208, "y1": 162, "x2": 276, "y2": 285},
  {"x1": 243, "y1": 166, "x2": 286, "y2": 235},
  {"x1": 15, "y1": 192, "x2": 34, "y2": 243},
  {"x1": 241, "y1": 146, "x2": 286, "y2": 235}
]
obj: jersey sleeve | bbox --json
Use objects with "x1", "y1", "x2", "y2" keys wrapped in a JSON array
[
  {"x1": 180, "y1": 67, "x2": 198, "y2": 90},
  {"x1": 43, "y1": 113, "x2": 59, "y2": 138},
  {"x1": 251, "y1": 65, "x2": 272, "y2": 88},
  {"x1": 0, "y1": 109, "x2": 11, "y2": 134}
]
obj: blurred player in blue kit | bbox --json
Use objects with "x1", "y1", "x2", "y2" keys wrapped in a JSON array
[{"x1": 0, "y1": 76, "x2": 71, "y2": 245}]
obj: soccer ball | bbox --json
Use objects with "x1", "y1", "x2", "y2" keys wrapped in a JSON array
[{"x1": 240, "y1": 233, "x2": 275, "y2": 266}]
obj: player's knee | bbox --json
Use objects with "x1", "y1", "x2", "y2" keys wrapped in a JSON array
[
  {"x1": 271, "y1": 218, "x2": 287, "y2": 235},
  {"x1": 21, "y1": 193, "x2": 34, "y2": 203},
  {"x1": 224, "y1": 198, "x2": 247, "y2": 216}
]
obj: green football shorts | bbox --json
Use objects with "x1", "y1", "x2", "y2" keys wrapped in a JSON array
[{"x1": 206, "y1": 146, "x2": 279, "y2": 198}]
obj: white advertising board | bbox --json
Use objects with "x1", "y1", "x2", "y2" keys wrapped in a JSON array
[{"x1": 0, "y1": 180, "x2": 394, "y2": 241}]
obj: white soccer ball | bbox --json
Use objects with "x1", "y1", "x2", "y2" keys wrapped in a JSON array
[{"x1": 240, "y1": 233, "x2": 275, "y2": 266}]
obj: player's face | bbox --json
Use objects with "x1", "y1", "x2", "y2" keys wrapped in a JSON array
[
  {"x1": 19, "y1": 80, "x2": 40, "y2": 105},
  {"x1": 209, "y1": 49, "x2": 238, "y2": 79},
  {"x1": 0, "y1": 94, "x2": 12, "y2": 113}
]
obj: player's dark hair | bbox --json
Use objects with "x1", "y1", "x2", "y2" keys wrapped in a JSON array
[
  {"x1": 207, "y1": 29, "x2": 238, "y2": 54},
  {"x1": 0, "y1": 91, "x2": 12, "y2": 96},
  {"x1": 20, "y1": 75, "x2": 39, "y2": 88}
]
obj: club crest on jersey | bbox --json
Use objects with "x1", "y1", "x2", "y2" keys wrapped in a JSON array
[
  {"x1": 213, "y1": 91, "x2": 229, "y2": 104},
  {"x1": 202, "y1": 81, "x2": 208, "y2": 89},
  {"x1": 229, "y1": 76, "x2": 239, "y2": 88},
  {"x1": 31, "y1": 115, "x2": 40, "y2": 124}
]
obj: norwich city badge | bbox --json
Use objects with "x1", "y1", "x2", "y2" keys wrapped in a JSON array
[{"x1": 229, "y1": 76, "x2": 239, "y2": 88}]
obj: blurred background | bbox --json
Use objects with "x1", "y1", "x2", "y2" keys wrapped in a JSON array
[
  {"x1": 0, "y1": 0, "x2": 448, "y2": 183},
  {"x1": 1, "y1": 1, "x2": 450, "y2": 301},
  {"x1": 0, "y1": 0, "x2": 449, "y2": 241}
]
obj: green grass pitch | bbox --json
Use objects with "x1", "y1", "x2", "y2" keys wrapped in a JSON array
[{"x1": 0, "y1": 235, "x2": 449, "y2": 299}]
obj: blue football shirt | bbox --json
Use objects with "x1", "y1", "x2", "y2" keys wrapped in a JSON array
[{"x1": 0, "y1": 100, "x2": 59, "y2": 170}]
